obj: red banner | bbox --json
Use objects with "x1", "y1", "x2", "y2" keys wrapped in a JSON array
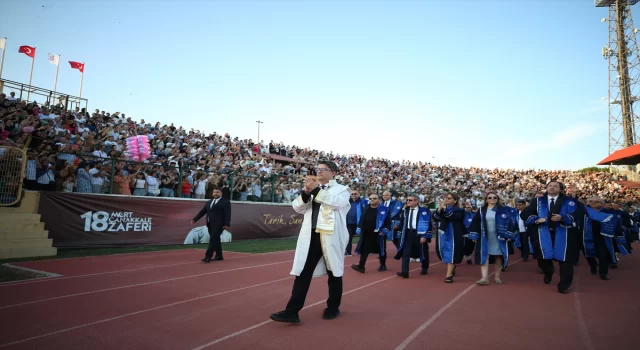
[{"x1": 37, "y1": 192, "x2": 303, "y2": 248}]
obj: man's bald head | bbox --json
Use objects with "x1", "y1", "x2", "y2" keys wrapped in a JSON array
[{"x1": 588, "y1": 196, "x2": 604, "y2": 209}]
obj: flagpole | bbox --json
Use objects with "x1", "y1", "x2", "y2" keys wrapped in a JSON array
[
  {"x1": 0, "y1": 37, "x2": 6, "y2": 80},
  {"x1": 78, "y1": 68, "x2": 84, "y2": 107},
  {"x1": 26, "y1": 54, "x2": 35, "y2": 102},
  {"x1": 52, "y1": 55, "x2": 59, "y2": 106}
]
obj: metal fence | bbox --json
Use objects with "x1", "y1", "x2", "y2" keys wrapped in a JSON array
[
  {"x1": 17, "y1": 148, "x2": 429, "y2": 205},
  {"x1": 32, "y1": 152, "x2": 185, "y2": 197},
  {"x1": 0, "y1": 78, "x2": 88, "y2": 111},
  {"x1": 0, "y1": 145, "x2": 27, "y2": 206}
]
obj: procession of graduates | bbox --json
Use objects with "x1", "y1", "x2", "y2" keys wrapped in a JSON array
[{"x1": 348, "y1": 181, "x2": 637, "y2": 294}]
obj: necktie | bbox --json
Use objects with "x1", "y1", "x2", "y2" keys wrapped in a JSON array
[
  {"x1": 550, "y1": 198, "x2": 555, "y2": 211},
  {"x1": 409, "y1": 209, "x2": 414, "y2": 230}
]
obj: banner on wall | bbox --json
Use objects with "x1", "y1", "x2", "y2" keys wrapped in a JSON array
[{"x1": 37, "y1": 192, "x2": 303, "y2": 248}]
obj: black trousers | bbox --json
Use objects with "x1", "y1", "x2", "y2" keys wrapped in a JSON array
[
  {"x1": 463, "y1": 238, "x2": 475, "y2": 259},
  {"x1": 345, "y1": 224, "x2": 357, "y2": 254},
  {"x1": 205, "y1": 228, "x2": 223, "y2": 259},
  {"x1": 519, "y1": 231, "x2": 530, "y2": 259},
  {"x1": 539, "y1": 258, "x2": 574, "y2": 291},
  {"x1": 358, "y1": 234, "x2": 386, "y2": 268},
  {"x1": 286, "y1": 231, "x2": 342, "y2": 313},
  {"x1": 586, "y1": 234, "x2": 611, "y2": 277},
  {"x1": 401, "y1": 230, "x2": 429, "y2": 273}
]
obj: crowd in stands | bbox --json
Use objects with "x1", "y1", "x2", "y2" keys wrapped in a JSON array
[{"x1": 0, "y1": 91, "x2": 637, "y2": 207}]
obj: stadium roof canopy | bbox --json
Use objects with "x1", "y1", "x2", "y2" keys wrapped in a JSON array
[{"x1": 597, "y1": 143, "x2": 640, "y2": 165}]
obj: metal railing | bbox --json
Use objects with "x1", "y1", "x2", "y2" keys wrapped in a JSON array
[
  {"x1": 0, "y1": 78, "x2": 88, "y2": 111},
  {"x1": 610, "y1": 166, "x2": 640, "y2": 182},
  {"x1": 0, "y1": 145, "x2": 27, "y2": 206}
]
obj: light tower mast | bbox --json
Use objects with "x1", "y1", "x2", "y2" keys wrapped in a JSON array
[{"x1": 597, "y1": 0, "x2": 640, "y2": 156}]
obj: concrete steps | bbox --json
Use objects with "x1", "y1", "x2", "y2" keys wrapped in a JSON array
[{"x1": 0, "y1": 192, "x2": 57, "y2": 259}]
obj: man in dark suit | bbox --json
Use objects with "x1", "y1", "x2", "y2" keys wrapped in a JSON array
[
  {"x1": 191, "y1": 187, "x2": 231, "y2": 263},
  {"x1": 521, "y1": 181, "x2": 583, "y2": 294}
]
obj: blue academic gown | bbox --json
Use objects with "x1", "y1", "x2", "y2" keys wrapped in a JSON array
[
  {"x1": 581, "y1": 206, "x2": 617, "y2": 263},
  {"x1": 505, "y1": 205, "x2": 519, "y2": 255},
  {"x1": 602, "y1": 208, "x2": 631, "y2": 256},
  {"x1": 631, "y1": 211, "x2": 640, "y2": 241},
  {"x1": 462, "y1": 210, "x2": 477, "y2": 257},
  {"x1": 393, "y1": 206, "x2": 433, "y2": 263},
  {"x1": 432, "y1": 205, "x2": 466, "y2": 264},
  {"x1": 348, "y1": 198, "x2": 367, "y2": 230},
  {"x1": 522, "y1": 194, "x2": 579, "y2": 262},
  {"x1": 468, "y1": 205, "x2": 517, "y2": 268}
]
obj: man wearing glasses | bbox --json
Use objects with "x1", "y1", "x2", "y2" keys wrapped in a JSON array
[
  {"x1": 270, "y1": 161, "x2": 351, "y2": 324},
  {"x1": 394, "y1": 194, "x2": 432, "y2": 278},
  {"x1": 351, "y1": 193, "x2": 392, "y2": 273}
]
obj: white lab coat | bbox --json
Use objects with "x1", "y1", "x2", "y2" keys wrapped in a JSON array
[{"x1": 290, "y1": 180, "x2": 351, "y2": 278}]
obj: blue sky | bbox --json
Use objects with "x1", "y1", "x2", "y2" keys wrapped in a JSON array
[{"x1": 0, "y1": 0, "x2": 628, "y2": 170}]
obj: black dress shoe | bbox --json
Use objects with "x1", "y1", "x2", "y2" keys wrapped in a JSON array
[
  {"x1": 600, "y1": 275, "x2": 610, "y2": 280},
  {"x1": 212, "y1": 257, "x2": 223, "y2": 261},
  {"x1": 351, "y1": 264, "x2": 365, "y2": 273},
  {"x1": 590, "y1": 265, "x2": 597, "y2": 275},
  {"x1": 396, "y1": 272, "x2": 409, "y2": 278},
  {"x1": 377, "y1": 265, "x2": 387, "y2": 272},
  {"x1": 322, "y1": 308, "x2": 340, "y2": 320},
  {"x1": 544, "y1": 275, "x2": 552, "y2": 284},
  {"x1": 558, "y1": 289, "x2": 569, "y2": 294},
  {"x1": 270, "y1": 311, "x2": 300, "y2": 324},
  {"x1": 201, "y1": 258, "x2": 211, "y2": 263},
  {"x1": 420, "y1": 269, "x2": 428, "y2": 275}
]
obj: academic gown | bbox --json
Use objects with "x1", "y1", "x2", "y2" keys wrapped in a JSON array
[
  {"x1": 468, "y1": 205, "x2": 517, "y2": 268},
  {"x1": 602, "y1": 208, "x2": 631, "y2": 256},
  {"x1": 355, "y1": 199, "x2": 402, "y2": 254},
  {"x1": 581, "y1": 206, "x2": 617, "y2": 263},
  {"x1": 290, "y1": 180, "x2": 351, "y2": 278},
  {"x1": 432, "y1": 205, "x2": 466, "y2": 264},
  {"x1": 462, "y1": 211, "x2": 476, "y2": 257},
  {"x1": 355, "y1": 205, "x2": 392, "y2": 256},
  {"x1": 521, "y1": 194, "x2": 581, "y2": 262},
  {"x1": 393, "y1": 206, "x2": 433, "y2": 263}
]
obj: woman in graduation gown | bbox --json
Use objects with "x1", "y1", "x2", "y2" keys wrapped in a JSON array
[
  {"x1": 468, "y1": 192, "x2": 517, "y2": 285},
  {"x1": 432, "y1": 193, "x2": 466, "y2": 283}
]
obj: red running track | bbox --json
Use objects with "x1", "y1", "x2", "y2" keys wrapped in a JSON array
[{"x1": 0, "y1": 245, "x2": 637, "y2": 350}]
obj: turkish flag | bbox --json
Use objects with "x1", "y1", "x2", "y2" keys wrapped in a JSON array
[
  {"x1": 18, "y1": 45, "x2": 36, "y2": 58},
  {"x1": 69, "y1": 61, "x2": 85, "y2": 73}
]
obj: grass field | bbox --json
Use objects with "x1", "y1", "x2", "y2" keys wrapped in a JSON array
[{"x1": 0, "y1": 237, "x2": 360, "y2": 283}]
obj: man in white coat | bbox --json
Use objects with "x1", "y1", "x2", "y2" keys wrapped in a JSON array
[{"x1": 270, "y1": 160, "x2": 351, "y2": 324}]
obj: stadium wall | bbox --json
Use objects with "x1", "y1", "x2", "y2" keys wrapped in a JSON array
[{"x1": 37, "y1": 192, "x2": 303, "y2": 248}]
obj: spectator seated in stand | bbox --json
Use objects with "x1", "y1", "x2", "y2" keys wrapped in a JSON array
[{"x1": 0, "y1": 92, "x2": 637, "y2": 208}]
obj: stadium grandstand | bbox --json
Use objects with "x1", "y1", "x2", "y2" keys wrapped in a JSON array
[{"x1": 0, "y1": 80, "x2": 638, "y2": 208}]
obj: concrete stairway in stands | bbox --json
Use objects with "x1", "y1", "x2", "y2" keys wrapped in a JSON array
[{"x1": 0, "y1": 192, "x2": 57, "y2": 259}]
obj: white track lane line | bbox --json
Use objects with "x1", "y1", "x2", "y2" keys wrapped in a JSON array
[
  {"x1": 190, "y1": 262, "x2": 445, "y2": 350},
  {"x1": 0, "y1": 260, "x2": 292, "y2": 309},
  {"x1": 0, "y1": 276, "x2": 293, "y2": 349},
  {"x1": 394, "y1": 259, "x2": 523, "y2": 350},
  {"x1": 0, "y1": 251, "x2": 295, "y2": 287},
  {"x1": 573, "y1": 268, "x2": 595, "y2": 350},
  {"x1": 6, "y1": 248, "x2": 205, "y2": 264}
]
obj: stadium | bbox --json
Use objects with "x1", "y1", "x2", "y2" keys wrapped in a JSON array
[{"x1": 0, "y1": 1, "x2": 638, "y2": 349}]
